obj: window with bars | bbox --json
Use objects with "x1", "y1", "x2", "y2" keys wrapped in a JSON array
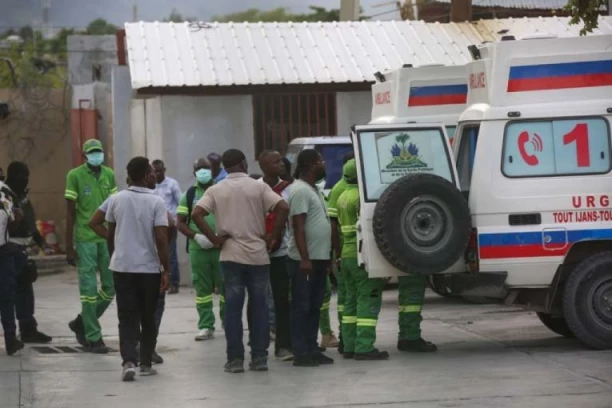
[{"x1": 253, "y1": 93, "x2": 337, "y2": 156}]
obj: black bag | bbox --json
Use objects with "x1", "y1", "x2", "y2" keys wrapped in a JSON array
[{"x1": 25, "y1": 258, "x2": 38, "y2": 283}]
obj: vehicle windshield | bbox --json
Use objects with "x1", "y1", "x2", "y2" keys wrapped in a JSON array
[
  {"x1": 318, "y1": 144, "x2": 354, "y2": 189},
  {"x1": 357, "y1": 127, "x2": 454, "y2": 202}
]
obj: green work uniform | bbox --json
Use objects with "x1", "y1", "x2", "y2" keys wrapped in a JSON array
[
  {"x1": 317, "y1": 192, "x2": 334, "y2": 336},
  {"x1": 338, "y1": 179, "x2": 384, "y2": 354},
  {"x1": 65, "y1": 164, "x2": 118, "y2": 342},
  {"x1": 325, "y1": 178, "x2": 348, "y2": 336},
  {"x1": 177, "y1": 184, "x2": 224, "y2": 331},
  {"x1": 398, "y1": 275, "x2": 427, "y2": 340}
]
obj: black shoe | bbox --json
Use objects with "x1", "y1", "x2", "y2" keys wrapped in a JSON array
[
  {"x1": 68, "y1": 317, "x2": 87, "y2": 347},
  {"x1": 152, "y1": 350, "x2": 164, "y2": 364},
  {"x1": 21, "y1": 330, "x2": 53, "y2": 344},
  {"x1": 6, "y1": 337, "x2": 25, "y2": 356},
  {"x1": 312, "y1": 352, "x2": 334, "y2": 365},
  {"x1": 397, "y1": 338, "x2": 438, "y2": 353},
  {"x1": 292, "y1": 356, "x2": 319, "y2": 367},
  {"x1": 338, "y1": 336, "x2": 344, "y2": 354},
  {"x1": 87, "y1": 340, "x2": 110, "y2": 354},
  {"x1": 249, "y1": 357, "x2": 268, "y2": 372},
  {"x1": 343, "y1": 352, "x2": 355, "y2": 359},
  {"x1": 355, "y1": 349, "x2": 390, "y2": 361},
  {"x1": 168, "y1": 286, "x2": 179, "y2": 295}
]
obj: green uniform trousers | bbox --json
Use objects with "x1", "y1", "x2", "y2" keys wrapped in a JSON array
[
  {"x1": 341, "y1": 258, "x2": 384, "y2": 353},
  {"x1": 335, "y1": 266, "x2": 345, "y2": 336},
  {"x1": 398, "y1": 275, "x2": 426, "y2": 340},
  {"x1": 319, "y1": 276, "x2": 333, "y2": 335},
  {"x1": 190, "y1": 247, "x2": 224, "y2": 331},
  {"x1": 76, "y1": 242, "x2": 114, "y2": 342}
]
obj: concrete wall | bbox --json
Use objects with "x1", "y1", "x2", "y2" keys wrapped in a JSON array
[
  {"x1": 68, "y1": 35, "x2": 117, "y2": 86},
  {"x1": 336, "y1": 91, "x2": 373, "y2": 133},
  {"x1": 111, "y1": 66, "x2": 133, "y2": 188}
]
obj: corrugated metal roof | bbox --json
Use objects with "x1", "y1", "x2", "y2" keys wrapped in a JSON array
[
  {"x1": 125, "y1": 16, "x2": 612, "y2": 89},
  {"x1": 433, "y1": 0, "x2": 569, "y2": 10}
]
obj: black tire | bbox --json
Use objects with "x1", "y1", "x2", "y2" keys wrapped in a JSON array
[
  {"x1": 428, "y1": 275, "x2": 454, "y2": 298},
  {"x1": 373, "y1": 174, "x2": 471, "y2": 275},
  {"x1": 536, "y1": 312, "x2": 575, "y2": 338},
  {"x1": 563, "y1": 252, "x2": 612, "y2": 350}
]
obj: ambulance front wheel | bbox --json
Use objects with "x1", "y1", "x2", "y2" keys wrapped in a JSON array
[
  {"x1": 373, "y1": 173, "x2": 471, "y2": 275},
  {"x1": 563, "y1": 252, "x2": 612, "y2": 350},
  {"x1": 536, "y1": 312, "x2": 574, "y2": 338}
]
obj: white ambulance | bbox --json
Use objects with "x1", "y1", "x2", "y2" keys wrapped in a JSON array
[{"x1": 353, "y1": 34, "x2": 612, "y2": 349}]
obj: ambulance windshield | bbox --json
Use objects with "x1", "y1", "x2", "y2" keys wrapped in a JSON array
[{"x1": 357, "y1": 126, "x2": 454, "y2": 202}]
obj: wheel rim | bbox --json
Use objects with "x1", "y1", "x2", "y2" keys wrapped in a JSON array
[
  {"x1": 589, "y1": 277, "x2": 612, "y2": 328},
  {"x1": 400, "y1": 195, "x2": 452, "y2": 254}
]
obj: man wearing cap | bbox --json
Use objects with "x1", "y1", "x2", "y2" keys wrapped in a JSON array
[
  {"x1": 65, "y1": 139, "x2": 118, "y2": 353},
  {"x1": 337, "y1": 159, "x2": 388, "y2": 361}
]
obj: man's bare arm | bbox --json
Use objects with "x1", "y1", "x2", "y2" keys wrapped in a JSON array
[
  {"x1": 269, "y1": 200, "x2": 289, "y2": 252},
  {"x1": 177, "y1": 214, "x2": 196, "y2": 240},
  {"x1": 292, "y1": 213, "x2": 310, "y2": 261},
  {"x1": 66, "y1": 200, "x2": 77, "y2": 265},
  {"x1": 89, "y1": 209, "x2": 108, "y2": 240},
  {"x1": 331, "y1": 218, "x2": 341, "y2": 258},
  {"x1": 154, "y1": 226, "x2": 170, "y2": 274},
  {"x1": 192, "y1": 206, "x2": 226, "y2": 248},
  {"x1": 106, "y1": 222, "x2": 116, "y2": 258}
]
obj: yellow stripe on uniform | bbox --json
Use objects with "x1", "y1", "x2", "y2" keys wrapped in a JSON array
[
  {"x1": 110, "y1": 187, "x2": 119, "y2": 195},
  {"x1": 195, "y1": 295, "x2": 213, "y2": 304},
  {"x1": 64, "y1": 190, "x2": 78, "y2": 200},
  {"x1": 399, "y1": 305, "x2": 422, "y2": 313},
  {"x1": 98, "y1": 290, "x2": 113, "y2": 301},
  {"x1": 320, "y1": 302, "x2": 330, "y2": 311},
  {"x1": 341, "y1": 225, "x2": 357, "y2": 233},
  {"x1": 356, "y1": 318, "x2": 377, "y2": 327},
  {"x1": 327, "y1": 207, "x2": 338, "y2": 217},
  {"x1": 342, "y1": 315, "x2": 357, "y2": 324},
  {"x1": 80, "y1": 296, "x2": 97, "y2": 304},
  {"x1": 219, "y1": 295, "x2": 225, "y2": 303},
  {"x1": 177, "y1": 206, "x2": 189, "y2": 216},
  {"x1": 337, "y1": 305, "x2": 344, "y2": 312}
]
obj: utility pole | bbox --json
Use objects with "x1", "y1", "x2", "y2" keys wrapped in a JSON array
[
  {"x1": 450, "y1": 0, "x2": 472, "y2": 22},
  {"x1": 340, "y1": 0, "x2": 360, "y2": 21},
  {"x1": 132, "y1": 3, "x2": 138, "y2": 21}
]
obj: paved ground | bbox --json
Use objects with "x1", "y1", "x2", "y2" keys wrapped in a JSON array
[{"x1": 1, "y1": 272, "x2": 612, "y2": 408}]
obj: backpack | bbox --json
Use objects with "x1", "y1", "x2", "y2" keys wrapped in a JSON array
[
  {"x1": 265, "y1": 180, "x2": 291, "y2": 235},
  {"x1": 185, "y1": 185, "x2": 197, "y2": 253}
]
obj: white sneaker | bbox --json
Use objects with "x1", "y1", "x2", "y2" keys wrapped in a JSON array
[
  {"x1": 195, "y1": 329, "x2": 215, "y2": 341},
  {"x1": 122, "y1": 362, "x2": 136, "y2": 382}
]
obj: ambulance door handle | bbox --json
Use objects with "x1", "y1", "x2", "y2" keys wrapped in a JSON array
[{"x1": 508, "y1": 213, "x2": 541, "y2": 226}]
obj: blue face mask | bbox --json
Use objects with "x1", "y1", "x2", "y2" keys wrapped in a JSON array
[
  {"x1": 86, "y1": 152, "x2": 104, "y2": 167},
  {"x1": 195, "y1": 168, "x2": 213, "y2": 184}
]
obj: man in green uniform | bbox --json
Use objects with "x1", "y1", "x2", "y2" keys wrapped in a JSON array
[
  {"x1": 177, "y1": 158, "x2": 224, "y2": 341},
  {"x1": 338, "y1": 159, "x2": 388, "y2": 361},
  {"x1": 397, "y1": 276, "x2": 438, "y2": 352},
  {"x1": 324, "y1": 151, "x2": 354, "y2": 353},
  {"x1": 65, "y1": 139, "x2": 118, "y2": 353}
]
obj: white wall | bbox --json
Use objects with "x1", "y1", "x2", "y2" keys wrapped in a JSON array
[
  {"x1": 111, "y1": 66, "x2": 133, "y2": 190},
  {"x1": 336, "y1": 91, "x2": 373, "y2": 133}
]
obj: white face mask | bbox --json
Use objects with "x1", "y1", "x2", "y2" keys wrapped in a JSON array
[{"x1": 315, "y1": 179, "x2": 326, "y2": 191}]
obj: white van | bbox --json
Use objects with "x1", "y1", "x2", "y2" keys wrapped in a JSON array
[
  {"x1": 354, "y1": 34, "x2": 612, "y2": 349},
  {"x1": 285, "y1": 136, "x2": 352, "y2": 196}
]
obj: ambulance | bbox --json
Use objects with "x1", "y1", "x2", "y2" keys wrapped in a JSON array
[{"x1": 352, "y1": 34, "x2": 612, "y2": 349}]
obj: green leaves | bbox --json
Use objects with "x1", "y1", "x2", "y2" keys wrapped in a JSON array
[{"x1": 565, "y1": 0, "x2": 607, "y2": 36}]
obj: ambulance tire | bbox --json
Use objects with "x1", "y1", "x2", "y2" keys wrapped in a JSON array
[
  {"x1": 536, "y1": 312, "x2": 574, "y2": 338},
  {"x1": 563, "y1": 252, "x2": 612, "y2": 350},
  {"x1": 428, "y1": 275, "x2": 454, "y2": 298},
  {"x1": 373, "y1": 173, "x2": 471, "y2": 275}
]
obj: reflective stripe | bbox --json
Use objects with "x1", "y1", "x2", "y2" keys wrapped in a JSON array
[
  {"x1": 219, "y1": 295, "x2": 225, "y2": 302},
  {"x1": 110, "y1": 187, "x2": 118, "y2": 195},
  {"x1": 327, "y1": 208, "x2": 338, "y2": 217},
  {"x1": 337, "y1": 305, "x2": 344, "y2": 312},
  {"x1": 399, "y1": 305, "x2": 422, "y2": 313},
  {"x1": 65, "y1": 190, "x2": 78, "y2": 200},
  {"x1": 342, "y1": 315, "x2": 357, "y2": 324},
  {"x1": 320, "y1": 302, "x2": 330, "y2": 310},
  {"x1": 177, "y1": 206, "x2": 189, "y2": 216},
  {"x1": 196, "y1": 295, "x2": 213, "y2": 304},
  {"x1": 98, "y1": 290, "x2": 113, "y2": 301},
  {"x1": 356, "y1": 318, "x2": 377, "y2": 327},
  {"x1": 341, "y1": 225, "x2": 357, "y2": 233},
  {"x1": 80, "y1": 296, "x2": 97, "y2": 304}
]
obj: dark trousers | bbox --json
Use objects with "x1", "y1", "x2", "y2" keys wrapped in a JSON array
[
  {"x1": 169, "y1": 233, "x2": 180, "y2": 287},
  {"x1": 113, "y1": 272, "x2": 160, "y2": 367},
  {"x1": 0, "y1": 252, "x2": 17, "y2": 343},
  {"x1": 221, "y1": 261, "x2": 269, "y2": 361},
  {"x1": 287, "y1": 259, "x2": 329, "y2": 358},
  {"x1": 13, "y1": 249, "x2": 37, "y2": 333},
  {"x1": 269, "y1": 256, "x2": 291, "y2": 352}
]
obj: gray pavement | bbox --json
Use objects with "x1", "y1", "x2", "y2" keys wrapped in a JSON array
[{"x1": 1, "y1": 272, "x2": 612, "y2": 408}]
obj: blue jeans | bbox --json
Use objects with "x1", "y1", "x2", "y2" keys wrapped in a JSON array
[
  {"x1": 13, "y1": 249, "x2": 37, "y2": 333},
  {"x1": 169, "y1": 233, "x2": 180, "y2": 287},
  {"x1": 0, "y1": 252, "x2": 17, "y2": 343},
  {"x1": 221, "y1": 262, "x2": 270, "y2": 361},
  {"x1": 287, "y1": 258, "x2": 329, "y2": 358}
]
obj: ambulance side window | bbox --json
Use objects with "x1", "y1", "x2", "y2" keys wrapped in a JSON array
[{"x1": 456, "y1": 125, "x2": 480, "y2": 195}]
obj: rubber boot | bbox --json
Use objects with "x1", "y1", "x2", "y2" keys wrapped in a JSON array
[
  {"x1": 354, "y1": 349, "x2": 389, "y2": 361},
  {"x1": 398, "y1": 338, "x2": 438, "y2": 352}
]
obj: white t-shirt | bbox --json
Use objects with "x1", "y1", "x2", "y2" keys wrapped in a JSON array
[
  {"x1": 0, "y1": 182, "x2": 15, "y2": 247},
  {"x1": 105, "y1": 186, "x2": 169, "y2": 273}
]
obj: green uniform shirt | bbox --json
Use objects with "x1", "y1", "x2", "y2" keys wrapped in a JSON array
[
  {"x1": 65, "y1": 164, "x2": 117, "y2": 243},
  {"x1": 177, "y1": 184, "x2": 216, "y2": 251},
  {"x1": 337, "y1": 184, "x2": 360, "y2": 259},
  {"x1": 326, "y1": 178, "x2": 347, "y2": 219}
]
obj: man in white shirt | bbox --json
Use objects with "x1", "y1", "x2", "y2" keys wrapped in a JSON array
[{"x1": 105, "y1": 157, "x2": 169, "y2": 381}]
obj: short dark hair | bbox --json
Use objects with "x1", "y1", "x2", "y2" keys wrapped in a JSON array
[
  {"x1": 222, "y1": 149, "x2": 246, "y2": 169},
  {"x1": 152, "y1": 159, "x2": 164, "y2": 167},
  {"x1": 127, "y1": 156, "x2": 150, "y2": 182},
  {"x1": 7, "y1": 161, "x2": 29, "y2": 178},
  {"x1": 294, "y1": 149, "x2": 320, "y2": 179},
  {"x1": 342, "y1": 151, "x2": 355, "y2": 165},
  {"x1": 258, "y1": 150, "x2": 278, "y2": 161}
]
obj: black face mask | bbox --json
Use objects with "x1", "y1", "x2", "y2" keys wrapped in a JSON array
[{"x1": 7, "y1": 176, "x2": 28, "y2": 195}]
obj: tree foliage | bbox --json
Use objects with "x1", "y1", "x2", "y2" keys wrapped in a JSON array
[
  {"x1": 86, "y1": 18, "x2": 118, "y2": 35},
  {"x1": 564, "y1": 0, "x2": 608, "y2": 35},
  {"x1": 212, "y1": 6, "x2": 345, "y2": 23},
  {"x1": 164, "y1": 8, "x2": 196, "y2": 22}
]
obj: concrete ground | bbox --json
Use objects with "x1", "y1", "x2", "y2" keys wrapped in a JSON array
[{"x1": 1, "y1": 272, "x2": 612, "y2": 408}]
